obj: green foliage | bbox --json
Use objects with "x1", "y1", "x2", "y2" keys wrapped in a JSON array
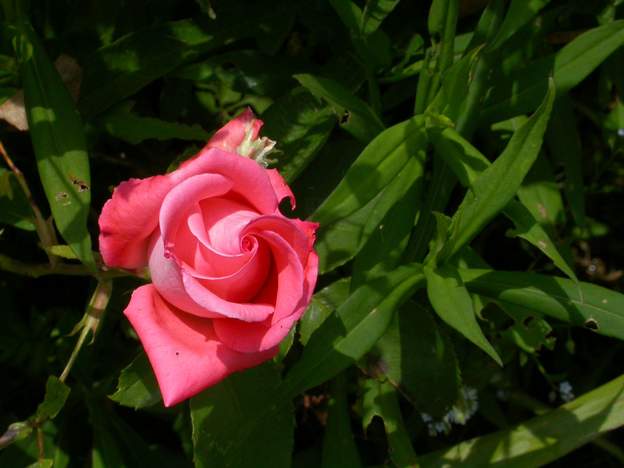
[
  {"x1": 1, "y1": 0, "x2": 624, "y2": 466},
  {"x1": 190, "y1": 364, "x2": 293, "y2": 468}
]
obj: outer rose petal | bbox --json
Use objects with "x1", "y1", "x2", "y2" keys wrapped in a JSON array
[
  {"x1": 124, "y1": 284, "x2": 277, "y2": 407},
  {"x1": 266, "y1": 169, "x2": 295, "y2": 209},
  {"x1": 98, "y1": 175, "x2": 173, "y2": 269},
  {"x1": 204, "y1": 107, "x2": 262, "y2": 154}
]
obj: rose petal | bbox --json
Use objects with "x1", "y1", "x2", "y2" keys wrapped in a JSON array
[
  {"x1": 266, "y1": 169, "x2": 295, "y2": 209},
  {"x1": 124, "y1": 284, "x2": 277, "y2": 407},
  {"x1": 204, "y1": 107, "x2": 262, "y2": 154},
  {"x1": 98, "y1": 175, "x2": 173, "y2": 269},
  {"x1": 159, "y1": 173, "x2": 232, "y2": 255},
  {"x1": 212, "y1": 231, "x2": 306, "y2": 352},
  {"x1": 243, "y1": 215, "x2": 318, "y2": 265},
  {"x1": 149, "y1": 235, "x2": 273, "y2": 321},
  {"x1": 173, "y1": 147, "x2": 279, "y2": 214},
  {"x1": 196, "y1": 197, "x2": 258, "y2": 255}
]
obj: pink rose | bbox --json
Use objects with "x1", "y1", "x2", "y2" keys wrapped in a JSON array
[{"x1": 98, "y1": 109, "x2": 318, "y2": 406}]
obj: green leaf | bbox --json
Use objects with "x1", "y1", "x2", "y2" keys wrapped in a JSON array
[
  {"x1": 88, "y1": 396, "x2": 187, "y2": 468},
  {"x1": 360, "y1": 0, "x2": 401, "y2": 35},
  {"x1": 504, "y1": 200, "x2": 576, "y2": 280},
  {"x1": 26, "y1": 459, "x2": 53, "y2": 468},
  {"x1": 372, "y1": 302, "x2": 461, "y2": 417},
  {"x1": 15, "y1": 21, "x2": 95, "y2": 267},
  {"x1": 483, "y1": 20, "x2": 624, "y2": 122},
  {"x1": 0, "y1": 168, "x2": 35, "y2": 231},
  {"x1": 516, "y1": 156, "x2": 565, "y2": 229},
  {"x1": 109, "y1": 352, "x2": 161, "y2": 409},
  {"x1": 311, "y1": 115, "x2": 427, "y2": 273},
  {"x1": 352, "y1": 176, "x2": 421, "y2": 289},
  {"x1": 191, "y1": 363, "x2": 293, "y2": 468},
  {"x1": 96, "y1": 107, "x2": 210, "y2": 144},
  {"x1": 500, "y1": 304, "x2": 555, "y2": 354},
  {"x1": 79, "y1": 3, "x2": 291, "y2": 117},
  {"x1": 488, "y1": 0, "x2": 552, "y2": 51},
  {"x1": 546, "y1": 95, "x2": 586, "y2": 227},
  {"x1": 44, "y1": 245, "x2": 78, "y2": 260},
  {"x1": 362, "y1": 380, "x2": 419, "y2": 468},
  {"x1": 425, "y1": 265, "x2": 502, "y2": 366},
  {"x1": 262, "y1": 89, "x2": 335, "y2": 183},
  {"x1": 441, "y1": 80, "x2": 555, "y2": 261},
  {"x1": 321, "y1": 373, "x2": 362, "y2": 468},
  {"x1": 329, "y1": 0, "x2": 363, "y2": 32},
  {"x1": 79, "y1": 20, "x2": 218, "y2": 117},
  {"x1": 299, "y1": 278, "x2": 351, "y2": 346},
  {"x1": 427, "y1": 122, "x2": 576, "y2": 280},
  {"x1": 420, "y1": 374, "x2": 624, "y2": 467},
  {"x1": 459, "y1": 269, "x2": 624, "y2": 340},
  {"x1": 294, "y1": 73, "x2": 385, "y2": 143},
  {"x1": 281, "y1": 264, "x2": 425, "y2": 397},
  {"x1": 34, "y1": 376, "x2": 70, "y2": 422}
]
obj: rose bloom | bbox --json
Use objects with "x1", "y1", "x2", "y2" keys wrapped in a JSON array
[{"x1": 98, "y1": 109, "x2": 318, "y2": 406}]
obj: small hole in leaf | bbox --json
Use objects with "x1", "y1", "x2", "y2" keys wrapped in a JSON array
[
  {"x1": 55, "y1": 192, "x2": 71, "y2": 206},
  {"x1": 70, "y1": 175, "x2": 90, "y2": 192},
  {"x1": 339, "y1": 110, "x2": 351, "y2": 125},
  {"x1": 584, "y1": 318, "x2": 599, "y2": 330}
]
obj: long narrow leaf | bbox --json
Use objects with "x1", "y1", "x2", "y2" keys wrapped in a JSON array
[
  {"x1": 420, "y1": 374, "x2": 624, "y2": 467},
  {"x1": 15, "y1": 21, "x2": 94, "y2": 267},
  {"x1": 440, "y1": 80, "x2": 555, "y2": 261}
]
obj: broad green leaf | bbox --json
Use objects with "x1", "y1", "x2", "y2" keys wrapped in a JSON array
[
  {"x1": 459, "y1": 268, "x2": 624, "y2": 340},
  {"x1": 362, "y1": 380, "x2": 419, "y2": 468},
  {"x1": 262, "y1": 89, "x2": 335, "y2": 183},
  {"x1": 428, "y1": 123, "x2": 576, "y2": 280},
  {"x1": 281, "y1": 264, "x2": 425, "y2": 398},
  {"x1": 425, "y1": 265, "x2": 502, "y2": 365},
  {"x1": 351, "y1": 176, "x2": 421, "y2": 289},
  {"x1": 483, "y1": 20, "x2": 624, "y2": 122},
  {"x1": 299, "y1": 278, "x2": 351, "y2": 345},
  {"x1": 504, "y1": 200, "x2": 576, "y2": 280},
  {"x1": 516, "y1": 156, "x2": 565, "y2": 229},
  {"x1": 488, "y1": 0, "x2": 551, "y2": 51},
  {"x1": 329, "y1": 0, "x2": 363, "y2": 32},
  {"x1": 372, "y1": 302, "x2": 461, "y2": 417},
  {"x1": 109, "y1": 352, "x2": 161, "y2": 409},
  {"x1": 360, "y1": 0, "x2": 401, "y2": 35},
  {"x1": 0, "y1": 168, "x2": 35, "y2": 231},
  {"x1": 420, "y1": 374, "x2": 624, "y2": 467},
  {"x1": 546, "y1": 96, "x2": 586, "y2": 227},
  {"x1": 500, "y1": 303, "x2": 555, "y2": 354},
  {"x1": 311, "y1": 115, "x2": 427, "y2": 273},
  {"x1": 321, "y1": 374, "x2": 362, "y2": 468},
  {"x1": 294, "y1": 73, "x2": 384, "y2": 143},
  {"x1": 316, "y1": 155, "x2": 423, "y2": 274},
  {"x1": 441, "y1": 81, "x2": 555, "y2": 261},
  {"x1": 15, "y1": 21, "x2": 95, "y2": 267},
  {"x1": 33, "y1": 376, "x2": 70, "y2": 423},
  {"x1": 96, "y1": 107, "x2": 210, "y2": 144},
  {"x1": 191, "y1": 364, "x2": 293, "y2": 468}
]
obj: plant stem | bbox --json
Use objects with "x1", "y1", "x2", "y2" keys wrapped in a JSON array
[
  {"x1": 0, "y1": 252, "x2": 127, "y2": 279},
  {"x1": 59, "y1": 279, "x2": 113, "y2": 383},
  {"x1": 0, "y1": 140, "x2": 58, "y2": 264}
]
